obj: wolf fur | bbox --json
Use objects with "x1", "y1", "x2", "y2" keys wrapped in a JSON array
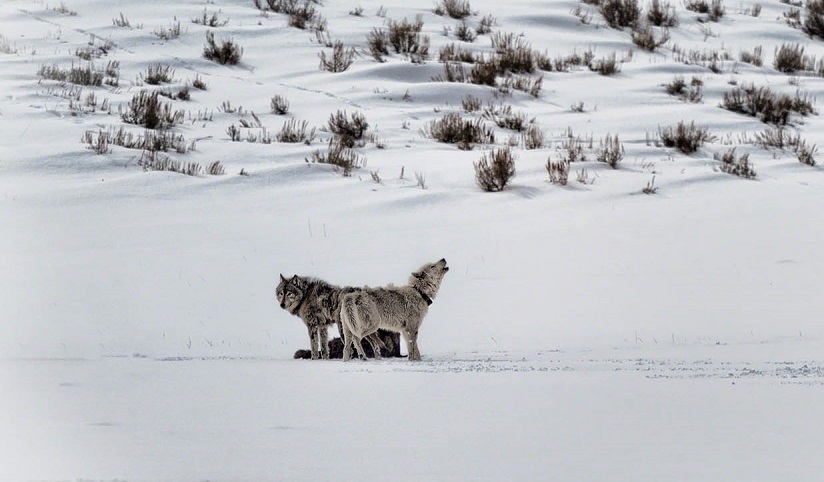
[
  {"x1": 340, "y1": 258, "x2": 449, "y2": 361},
  {"x1": 276, "y1": 274, "x2": 384, "y2": 360}
]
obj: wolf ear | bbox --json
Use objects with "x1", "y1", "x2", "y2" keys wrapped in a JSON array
[{"x1": 280, "y1": 274, "x2": 287, "y2": 282}]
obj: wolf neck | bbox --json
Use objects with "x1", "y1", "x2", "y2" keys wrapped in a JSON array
[{"x1": 414, "y1": 286, "x2": 433, "y2": 306}]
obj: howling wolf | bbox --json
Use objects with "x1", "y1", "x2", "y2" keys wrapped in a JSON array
[
  {"x1": 276, "y1": 274, "x2": 385, "y2": 360},
  {"x1": 340, "y1": 259, "x2": 449, "y2": 361}
]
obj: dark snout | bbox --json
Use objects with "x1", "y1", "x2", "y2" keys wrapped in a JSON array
[
  {"x1": 441, "y1": 258, "x2": 449, "y2": 271},
  {"x1": 280, "y1": 302, "x2": 286, "y2": 309}
]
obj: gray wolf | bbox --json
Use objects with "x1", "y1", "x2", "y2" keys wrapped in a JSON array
[
  {"x1": 276, "y1": 274, "x2": 384, "y2": 360},
  {"x1": 340, "y1": 259, "x2": 449, "y2": 361}
]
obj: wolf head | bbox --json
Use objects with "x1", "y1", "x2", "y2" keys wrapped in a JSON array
[
  {"x1": 409, "y1": 258, "x2": 449, "y2": 301},
  {"x1": 276, "y1": 274, "x2": 308, "y2": 315}
]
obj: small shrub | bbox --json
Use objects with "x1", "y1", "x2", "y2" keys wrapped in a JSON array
[
  {"x1": 546, "y1": 156, "x2": 570, "y2": 185},
  {"x1": 715, "y1": 148, "x2": 755, "y2": 178},
  {"x1": 203, "y1": 31, "x2": 243, "y2": 65},
  {"x1": 773, "y1": 43, "x2": 808, "y2": 73},
  {"x1": 500, "y1": 75, "x2": 542, "y2": 97},
  {"x1": 113, "y1": 12, "x2": 131, "y2": 27},
  {"x1": 420, "y1": 112, "x2": 494, "y2": 149},
  {"x1": 797, "y1": 141, "x2": 818, "y2": 166},
  {"x1": 600, "y1": 0, "x2": 641, "y2": 28},
  {"x1": 192, "y1": 9, "x2": 229, "y2": 27},
  {"x1": 707, "y1": 0, "x2": 725, "y2": 21},
  {"x1": 143, "y1": 63, "x2": 174, "y2": 85},
  {"x1": 227, "y1": 123, "x2": 241, "y2": 141},
  {"x1": 270, "y1": 95, "x2": 289, "y2": 114},
  {"x1": 739, "y1": 46, "x2": 763, "y2": 66},
  {"x1": 82, "y1": 129, "x2": 111, "y2": 154},
  {"x1": 121, "y1": 90, "x2": 184, "y2": 130},
  {"x1": 642, "y1": 176, "x2": 658, "y2": 194},
  {"x1": 631, "y1": 23, "x2": 670, "y2": 51},
  {"x1": 434, "y1": 0, "x2": 472, "y2": 19},
  {"x1": 462, "y1": 95, "x2": 482, "y2": 112},
  {"x1": 367, "y1": 29, "x2": 389, "y2": 62},
  {"x1": 647, "y1": 0, "x2": 678, "y2": 26},
  {"x1": 319, "y1": 41, "x2": 356, "y2": 72},
  {"x1": 522, "y1": 124, "x2": 545, "y2": 149},
  {"x1": 328, "y1": 110, "x2": 369, "y2": 147},
  {"x1": 439, "y1": 43, "x2": 476, "y2": 63},
  {"x1": 38, "y1": 63, "x2": 103, "y2": 86},
  {"x1": 559, "y1": 137, "x2": 588, "y2": 163},
  {"x1": 721, "y1": 83, "x2": 814, "y2": 125},
  {"x1": 491, "y1": 32, "x2": 534, "y2": 74},
  {"x1": 469, "y1": 58, "x2": 499, "y2": 85},
  {"x1": 276, "y1": 118, "x2": 316, "y2": 143},
  {"x1": 306, "y1": 137, "x2": 364, "y2": 176},
  {"x1": 665, "y1": 75, "x2": 703, "y2": 102},
  {"x1": 387, "y1": 16, "x2": 430, "y2": 61},
  {"x1": 483, "y1": 104, "x2": 529, "y2": 131},
  {"x1": 476, "y1": 14, "x2": 495, "y2": 34},
  {"x1": 804, "y1": 0, "x2": 824, "y2": 38},
  {"x1": 138, "y1": 151, "x2": 202, "y2": 176},
  {"x1": 454, "y1": 21, "x2": 477, "y2": 42},
  {"x1": 475, "y1": 147, "x2": 516, "y2": 192},
  {"x1": 207, "y1": 161, "x2": 226, "y2": 175},
  {"x1": 595, "y1": 134, "x2": 624, "y2": 168},
  {"x1": 659, "y1": 121, "x2": 714, "y2": 154},
  {"x1": 154, "y1": 20, "x2": 181, "y2": 40},
  {"x1": 590, "y1": 54, "x2": 621, "y2": 76},
  {"x1": 685, "y1": 0, "x2": 710, "y2": 13},
  {"x1": 191, "y1": 75, "x2": 207, "y2": 90}
]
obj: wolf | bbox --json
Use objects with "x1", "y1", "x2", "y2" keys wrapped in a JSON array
[
  {"x1": 340, "y1": 259, "x2": 449, "y2": 361},
  {"x1": 276, "y1": 274, "x2": 384, "y2": 360}
]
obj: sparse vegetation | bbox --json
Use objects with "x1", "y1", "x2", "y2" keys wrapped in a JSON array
[
  {"x1": 319, "y1": 41, "x2": 356, "y2": 72},
  {"x1": 664, "y1": 75, "x2": 703, "y2": 103},
  {"x1": 121, "y1": 90, "x2": 184, "y2": 130},
  {"x1": 192, "y1": 9, "x2": 229, "y2": 27},
  {"x1": 434, "y1": 0, "x2": 473, "y2": 19},
  {"x1": 203, "y1": 31, "x2": 243, "y2": 65},
  {"x1": 328, "y1": 110, "x2": 369, "y2": 147},
  {"x1": 491, "y1": 32, "x2": 534, "y2": 74},
  {"x1": 306, "y1": 137, "x2": 365, "y2": 176},
  {"x1": 546, "y1": 156, "x2": 570, "y2": 185},
  {"x1": 270, "y1": 95, "x2": 289, "y2": 114},
  {"x1": 721, "y1": 83, "x2": 814, "y2": 125},
  {"x1": 143, "y1": 64, "x2": 174, "y2": 85},
  {"x1": 454, "y1": 21, "x2": 477, "y2": 42},
  {"x1": 475, "y1": 147, "x2": 516, "y2": 192},
  {"x1": 38, "y1": 62, "x2": 103, "y2": 86},
  {"x1": 153, "y1": 20, "x2": 181, "y2": 40},
  {"x1": 590, "y1": 54, "x2": 621, "y2": 76},
  {"x1": 276, "y1": 118, "x2": 316, "y2": 143},
  {"x1": 659, "y1": 121, "x2": 714, "y2": 154},
  {"x1": 804, "y1": 0, "x2": 824, "y2": 38},
  {"x1": 600, "y1": 0, "x2": 641, "y2": 29},
  {"x1": 739, "y1": 46, "x2": 763, "y2": 67},
  {"x1": 522, "y1": 124, "x2": 545, "y2": 149},
  {"x1": 421, "y1": 113, "x2": 495, "y2": 150},
  {"x1": 715, "y1": 148, "x2": 755, "y2": 178},
  {"x1": 631, "y1": 23, "x2": 670, "y2": 51},
  {"x1": 647, "y1": 0, "x2": 678, "y2": 26},
  {"x1": 595, "y1": 134, "x2": 624, "y2": 168},
  {"x1": 773, "y1": 43, "x2": 810, "y2": 73}
]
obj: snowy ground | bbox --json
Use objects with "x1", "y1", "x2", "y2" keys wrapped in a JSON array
[{"x1": 2, "y1": 0, "x2": 824, "y2": 480}]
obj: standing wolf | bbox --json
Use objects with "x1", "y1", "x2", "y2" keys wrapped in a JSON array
[
  {"x1": 276, "y1": 274, "x2": 385, "y2": 360},
  {"x1": 340, "y1": 259, "x2": 449, "y2": 361}
]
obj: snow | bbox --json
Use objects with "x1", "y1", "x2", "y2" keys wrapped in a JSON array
[{"x1": 2, "y1": 0, "x2": 824, "y2": 480}]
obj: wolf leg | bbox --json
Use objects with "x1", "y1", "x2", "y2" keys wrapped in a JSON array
[
  {"x1": 307, "y1": 325, "x2": 319, "y2": 360},
  {"x1": 364, "y1": 333, "x2": 382, "y2": 360},
  {"x1": 405, "y1": 330, "x2": 421, "y2": 361},
  {"x1": 318, "y1": 325, "x2": 330, "y2": 359}
]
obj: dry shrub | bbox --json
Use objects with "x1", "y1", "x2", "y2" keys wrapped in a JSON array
[
  {"x1": 319, "y1": 41, "x2": 356, "y2": 72},
  {"x1": 306, "y1": 137, "x2": 365, "y2": 176},
  {"x1": 659, "y1": 121, "x2": 714, "y2": 154},
  {"x1": 121, "y1": 90, "x2": 184, "y2": 130},
  {"x1": 715, "y1": 148, "x2": 755, "y2": 178},
  {"x1": 595, "y1": 134, "x2": 624, "y2": 167},
  {"x1": 475, "y1": 147, "x2": 516, "y2": 192},
  {"x1": 420, "y1": 112, "x2": 494, "y2": 150},
  {"x1": 203, "y1": 31, "x2": 242, "y2": 65}
]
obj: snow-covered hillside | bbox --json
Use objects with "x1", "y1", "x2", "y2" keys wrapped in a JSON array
[{"x1": 2, "y1": 0, "x2": 824, "y2": 480}]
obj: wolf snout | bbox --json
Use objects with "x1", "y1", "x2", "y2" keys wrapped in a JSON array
[
  {"x1": 440, "y1": 258, "x2": 449, "y2": 271},
  {"x1": 280, "y1": 302, "x2": 286, "y2": 309}
]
